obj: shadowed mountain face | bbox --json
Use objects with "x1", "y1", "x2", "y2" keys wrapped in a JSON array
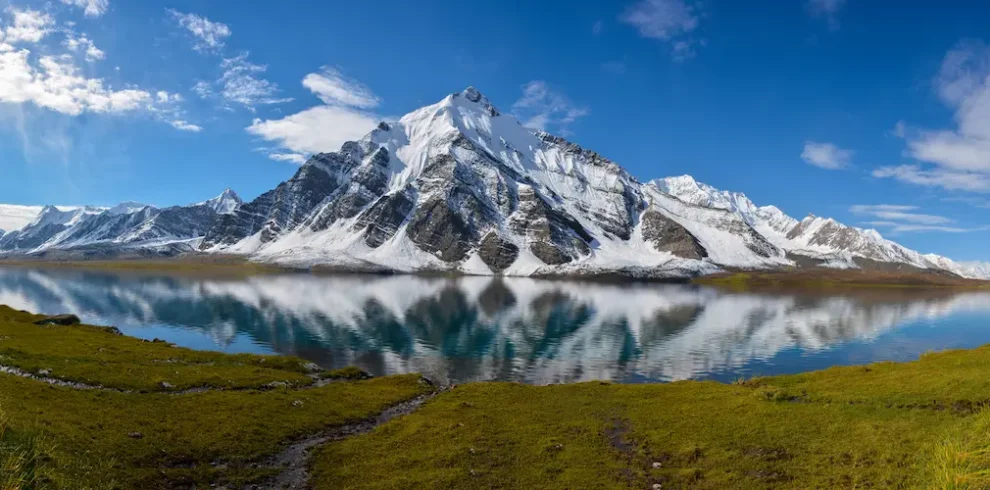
[{"x1": 2, "y1": 267, "x2": 990, "y2": 384}]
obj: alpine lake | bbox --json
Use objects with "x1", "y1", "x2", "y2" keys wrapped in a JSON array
[{"x1": 4, "y1": 265, "x2": 990, "y2": 385}]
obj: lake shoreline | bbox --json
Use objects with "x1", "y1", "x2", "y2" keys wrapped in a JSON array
[
  {"x1": 2, "y1": 254, "x2": 989, "y2": 289},
  {"x1": 2, "y1": 304, "x2": 989, "y2": 488}
]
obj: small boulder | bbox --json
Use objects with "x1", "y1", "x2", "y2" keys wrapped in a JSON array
[
  {"x1": 652, "y1": 462, "x2": 662, "y2": 469},
  {"x1": 33, "y1": 314, "x2": 81, "y2": 326},
  {"x1": 291, "y1": 400, "x2": 304, "y2": 408},
  {"x1": 38, "y1": 369, "x2": 52, "y2": 377},
  {"x1": 128, "y1": 432, "x2": 143, "y2": 439},
  {"x1": 159, "y1": 381, "x2": 174, "y2": 389}
]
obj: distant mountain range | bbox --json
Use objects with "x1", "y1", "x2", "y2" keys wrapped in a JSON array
[{"x1": 1, "y1": 87, "x2": 987, "y2": 279}]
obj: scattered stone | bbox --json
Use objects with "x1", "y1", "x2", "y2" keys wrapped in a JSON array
[
  {"x1": 151, "y1": 338, "x2": 166, "y2": 344},
  {"x1": 302, "y1": 362, "x2": 321, "y2": 372},
  {"x1": 33, "y1": 314, "x2": 81, "y2": 326},
  {"x1": 266, "y1": 381, "x2": 289, "y2": 389},
  {"x1": 291, "y1": 400, "x2": 304, "y2": 408},
  {"x1": 160, "y1": 381, "x2": 174, "y2": 389},
  {"x1": 652, "y1": 462, "x2": 662, "y2": 469},
  {"x1": 128, "y1": 432, "x2": 143, "y2": 439},
  {"x1": 38, "y1": 369, "x2": 51, "y2": 377},
  {"x1": 652, "y1": 484, "x2": 662, "y2": 490},
  {"x1": 104, "y1": 327, "x2": 123, "y2": 336}
]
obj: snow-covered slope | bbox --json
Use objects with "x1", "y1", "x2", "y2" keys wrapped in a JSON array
[
  {"x1": 0, "y1": 190, "x2": 240, "y2": 256},
  {"x1": 197, "y1": 87, "x2": 989, "y2": 280},
  {"x1": 0, "y1": 205, "x2": 85, "y2": 234}
]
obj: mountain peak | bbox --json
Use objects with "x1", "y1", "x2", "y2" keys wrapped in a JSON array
[
  {"x1": 107, "y1": 202, "x2": 150, "y2": 216},
  {"x1": 461, "y1": 86, "x2": 484, "y2": 102},
  {"x1": 202, "y1": 189, "x2": 243, "y2": 215}
]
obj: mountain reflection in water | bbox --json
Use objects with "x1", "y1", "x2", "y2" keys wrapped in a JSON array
[{"x1": 1, "y1": 267, "x2": 990, "y2": 384}]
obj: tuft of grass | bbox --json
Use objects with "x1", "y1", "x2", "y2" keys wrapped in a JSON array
[
  {"x1": 932, "y1": 407, "x2": 990, "y2": 490},
  {"x1": 0, "y1": 404, "x2": 57, "y2": 490}
]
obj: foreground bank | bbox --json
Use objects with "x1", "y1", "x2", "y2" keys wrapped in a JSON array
[{"x1": 1, "y1": 305, "x2": 988, "y2": 489}]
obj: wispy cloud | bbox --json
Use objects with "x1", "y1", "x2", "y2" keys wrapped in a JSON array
[
  {"x1": 169, "y1": 120, "x2": 202, "y2": 132},
  {"x1": 217, "y1": 52, "x2": 292, "y2": 109},
  {"x1": 247, "y1": 67, "x2": 382, "y2": 163},
  {"x1": 167, "y1": 9, "x2": 231, "y2": 53},
  {"x1": 303, "y1": 67, "x2": 379, "y2": 108},
  {"x1": 63, "y1": 33, "x2": 104, "y2": 61},
  {"x1": 851, "y1": 204, "x2": 987, "y2": 233},
  {"x1": 592, "y1": 20, "x2": 604, "y2": 35},
  {"x1": 511, "y1": 81, "x2": 589, "y2": 135},
  {"x1": 267, "y1": 153, "x2": 306, "y2": 165},
  {"x1": 60, "y1": 0, "x2": 109, "y2": 18},
  {"x1": 850, "y1": 204, "x2": 953, "y2": 225},
  {"x1": 801, "y1": 141, "x2": 853, "y2": 169},
  {"x1": 619, "y1": 0, "x2": 703, "y2": 60},
  {"x1": 877, "y1": 40, "x2": 990, "y2": 193},
  {"x1": 806, "y1": 0, "x2": 847, "y2": 30}
]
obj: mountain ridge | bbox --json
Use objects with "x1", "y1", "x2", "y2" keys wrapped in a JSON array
[{"x1": 1, "y1": 87, "x2": 986, "y2": 280}]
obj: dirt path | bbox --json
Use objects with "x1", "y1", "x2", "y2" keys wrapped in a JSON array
[{"x1": 244, "y1": 386, "x2": 449, "y2": 490}]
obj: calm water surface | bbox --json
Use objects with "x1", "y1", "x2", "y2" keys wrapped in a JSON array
[{"x1": 2, "y1": 267, "x2": 990, "y2": 384}]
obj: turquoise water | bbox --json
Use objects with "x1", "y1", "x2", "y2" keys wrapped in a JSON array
[{"x1": 2, "y1": 266, "x2": 989, "y2": 384}]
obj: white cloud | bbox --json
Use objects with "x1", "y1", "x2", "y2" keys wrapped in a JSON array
[
  {"x1": 619, "y1": 0, "x2": 703, "y2": 59},
  {"x1": 302, "y1": 67, "x2": 379, "y2": 108},
  {"x1": 850, "y1": 203, "x2": 987, "y2": 233},
  {"x1": 806, "y1": 0, "x2": 847, "y2": 29},
  {"x1": 849, "y1": 204, "x2": 953, "y2": 225},
  {"x1": 879, "y1": 41, "x2": 990, "y2": 192},
  {"x1": 620, "y1": 0, "x2": 698, "y2": 40},
  {"x1": 63, "y1": 34, "x2": 104, "y2": 61},
  {"x1": 246, "y1": 67, "x2": 380, "y2": 160},
  {"x1": 801, "y1": 141, "x2": 853, "y2": 169},
  {"x1": 873, "y1": 165, "x2": 990, "y2": 193},
  {"x1": 511, "y1": 81, "x2": 589, "y2": 134},
  {"x1": 863, "y1": 222, "x2": 973, "y2": 233},
  {"x1": 191, "y1": 80, "x2": 213, "y2": 99},
  {"x1": 60, "y1": 0, "x2": 109, "y2": 18},
  {"x1": 247, "y1": 105, "x2": 377, "y2": 158},
  {"x1": 169, "y1": 119, "x2": 202, "y2": 132},
  {"x1": 3, "y1": 8, "x2": 54, "y2": 44},
  {"x1": 0, "y1": 48, "x2": 155, "y2": 115},
  {"x1": 218, "y1": 52, "x2": 292, "y2": 109},
  {"x1": 168, "y1": 9, "x2": 231, "y2": 53},
  {"x1": 268, "y1": 152, "x2": 306, "y2": 164}
]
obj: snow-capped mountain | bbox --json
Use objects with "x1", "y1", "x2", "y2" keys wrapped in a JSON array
[
  {"x1": 0, "y1": 190, "x2": 240, "y2": 256},
  {"x1": 196, "y1": 87, "x2": 989, "y2": 280},
  {"x1": 0, "y1": 87, "x2": 985, "y2": 280}
]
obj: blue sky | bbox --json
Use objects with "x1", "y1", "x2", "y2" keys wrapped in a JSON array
[{"x1": 2, "y1": 0, "x2": 990, "y2": 260}]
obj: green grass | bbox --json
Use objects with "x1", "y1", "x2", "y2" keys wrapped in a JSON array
[
  {"x1": 6, "y1": 304, "x2": 990, "y2": 488},
  {"x1": 1, "y1": 405, "x2": 56, "y2": 490},
  {"x1": 0, "y1": 306, "x2": 432, "y2": 489},
  {"x1": 312, "y1": 346, "x2": 990, "y2": 489}
]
